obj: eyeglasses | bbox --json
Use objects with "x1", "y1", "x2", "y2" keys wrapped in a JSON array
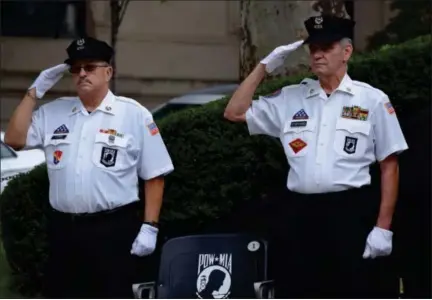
[{"x1": 68, "y1": 64, "x2": 109, "y2": 74}]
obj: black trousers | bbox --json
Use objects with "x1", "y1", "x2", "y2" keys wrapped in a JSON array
[
  {"x1": 268, "y1": 186, "x2": 387, "y2": 299},
  {"x1": 43, "y1": 201, "x2": 142, "y2": 299}
]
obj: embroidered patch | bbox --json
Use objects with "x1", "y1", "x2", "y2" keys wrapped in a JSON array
[
  {"x1": 100, "y1": 147, "x2": 118, "y2": 167},
  {"x1": 289, "y1": 138, "x2": 307, "y2": 154},
  {"x1": 343, "y1": 136, "x2": 358, "y2": 154},
  {"x1": 99, "y1": 129, "x2": 124, "y2": 138},
  {"x1": 51, "y1": 135, "x2": 67, "y2": 140},
  {"x1": 290, "y1": 121, "x2": 307, "y2": 128},
  {"x1": 53, "y1": 150, "x2": 63, "y2": 165},
  {"x1": 341, "y1": 105, "x2": 369, "y2": 121},
  {"x1": 384, "y1": 102, "x2": 395, "y2": 114},
  {"x1": 293, "y1": 109, "x2": 309, "y2": 120},
  {"x1": 52, "y1": 124, "x2": 69, "y2": 139},
  {"x1": 147, "y1": 122, "x2": 159, "y2": 136},
  {"x1": 53, "y1": 124, "x2": 69, "y2": 134}
]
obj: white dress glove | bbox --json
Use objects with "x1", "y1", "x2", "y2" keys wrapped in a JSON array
[
  {"x1": 362, "y1": 226, "x2": 393, "y2": 259},
  {"x1": 29, "y1": 64, "x2": 69, "y2": 99},
  {"x1": 130, "y1": 223, "x2": 159, "y2": 257},
  {"x1": 260, "y1": 40, "x2": 304, "y2": 73}
]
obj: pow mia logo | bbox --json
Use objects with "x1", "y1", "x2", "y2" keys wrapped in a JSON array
[
  {"x1": 100, "y1": 147, "x2": 118, "y2": 167},
  {"x1": 343, "y1": 136, "x2": 358, "y2": 154},
  {"x1": 196, "y1": 253, "x2": 232, "y2": 299}
]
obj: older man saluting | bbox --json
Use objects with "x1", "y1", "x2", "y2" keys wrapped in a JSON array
[
  {"x1": 4, "y1": 37, "x2": 174, "y2": 298},
  {"x1": 224, "y1": 16, "x2": 408, "y2": 298}
]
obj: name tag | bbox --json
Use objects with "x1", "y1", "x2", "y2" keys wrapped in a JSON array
[
  {"x1": 51, "y1": 134, "x2": 67, "y2": 140},
  {"x1": 290, "y1": 121, "x2": 307, "y2": 128}
]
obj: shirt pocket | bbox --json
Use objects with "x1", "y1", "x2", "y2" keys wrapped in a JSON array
[
  {"x1": 44, "y1": 134, "x2": 72, "y2": 170},
  {"x1": 282, "y1": 119, "x2": 316, "y2": 157},
  {"x1": 333, "y1": 118, "x2": 371, "y2": 158},
  {"x1": 92, "y1": 133, "x2": 132, "y2": 171}
]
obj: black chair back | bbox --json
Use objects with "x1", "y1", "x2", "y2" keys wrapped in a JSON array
[{"x1": 156, "y1": 234, "x2": 269, "y2": 299}]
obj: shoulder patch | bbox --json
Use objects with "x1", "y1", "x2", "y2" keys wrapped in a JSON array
[{"x1": 384, "y1": 101, "x2": 395, "y2": 114}]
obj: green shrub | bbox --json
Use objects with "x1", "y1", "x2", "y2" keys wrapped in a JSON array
[
  {"x1": 0, "y1": 35, "x2": 430, "y2": 297},
  {"x1": 366, "y1": 0, "x2": 431, "y2": 51}
]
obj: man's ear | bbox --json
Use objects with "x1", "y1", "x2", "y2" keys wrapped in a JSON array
[
  {"x1": 344, "y1": 44, "x2": 353, "y2": 61},
  {"x1": 106, "y1": 66, "x2": 113, "y2": 81}
]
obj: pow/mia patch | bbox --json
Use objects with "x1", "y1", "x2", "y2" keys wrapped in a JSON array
[
  {"x1": 100, "y1": 147, "x2": 118, "y2": 167},
  {"x1": 343, "y1": 136, "x2": 358, "y2": 154}
]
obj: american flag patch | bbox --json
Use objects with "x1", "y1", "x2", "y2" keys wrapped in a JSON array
[
  {"x1": 147, "y1": 122, "x2": 159, "y2": 136},
  {"x1": 293, "y1": 109, "x2": 309, "y2": 120},
  {"x1": 384, "y1": 102, "x2": 395, "y2": 114},
  {"x1": 53, "y1": 124, "x2": 69, "y2": 134}
]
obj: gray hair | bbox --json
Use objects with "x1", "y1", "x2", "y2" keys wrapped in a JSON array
[{"x1": 340, "y1": 38, "x2": 353, "y2": 47}]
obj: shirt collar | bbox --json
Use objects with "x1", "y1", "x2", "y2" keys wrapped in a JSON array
[
  {"x1": 69, "y1": 90, "x2": 116, "y2": 116},
  {"x1": 305, "y1": 73, "x2": 355, "y2": 98}
]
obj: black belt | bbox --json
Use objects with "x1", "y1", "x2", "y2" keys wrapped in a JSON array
[{"x1": 51, "y1": 200, "x2": 141, "y2": 222}]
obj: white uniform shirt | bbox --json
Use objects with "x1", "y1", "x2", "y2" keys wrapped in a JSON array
[
  {"x1": 26, "y1": 90, "x2": 174, "y2": 213},
  {"x1": 246, "y1": 73, "x2": 408, "y2": 194}
]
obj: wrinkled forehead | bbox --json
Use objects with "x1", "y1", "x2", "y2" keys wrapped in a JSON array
[
  {"x1": 308, "y1": 41, "x2": 341, "y2": 53},
  {"x1": 69, "y1": 59, "x2": 109, "y2": 67}
]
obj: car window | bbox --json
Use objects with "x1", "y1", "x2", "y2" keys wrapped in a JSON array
[
  {"x1": 153, "y1": 103, "x2": 197, "y2": 121},
  {"x1": 1, "y1": 142, "x2": 17, "y2": 159}
]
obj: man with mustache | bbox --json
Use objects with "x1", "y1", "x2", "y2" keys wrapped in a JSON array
[
  {"x1": 4, "y1": 37, "x2": 174, "y2": 298},
  {"x1": 224, "y1": 16, "x2": 408, "y2": 298}
]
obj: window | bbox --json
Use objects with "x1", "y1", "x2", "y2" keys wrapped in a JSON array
[
  {"x1": 0, "y1": 142, "x2": 17, "y2": 159},
  {"x1": 0, "y1": 0, "x2": 86, "y2": 38}
]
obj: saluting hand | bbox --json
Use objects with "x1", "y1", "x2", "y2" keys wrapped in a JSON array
[
  {"x1": 29, "y1": 63, "x2": 69, "y2": 99},
  {"x1": 130, "y1": 223, "x2": 158, "y2": 257},
  {"x1": 260, "y1": 40, "x2": 304, "y2": 73},
  {"x1": 362, "y1": 226, "x2": 393, "y2": 259}
]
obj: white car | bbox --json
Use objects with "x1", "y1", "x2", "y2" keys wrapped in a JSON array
[
  {"x1": 151, "y1": 84, "x2": 239, "y2": 120},
  {"x1": 1, "y1": 131, "x2": 46, "y2": 193}
]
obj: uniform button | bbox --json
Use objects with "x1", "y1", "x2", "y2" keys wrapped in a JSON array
[
  {"x1": 323, "y1": 124, "x2": 327, "y2": 127},
  {"x1": 320, "y1": 143, "x2": 324, "y2": 146}
]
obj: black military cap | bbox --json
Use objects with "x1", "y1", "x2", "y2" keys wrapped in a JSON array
[
  {"x1": 303, "y1": 15, "x2": 355, "y2": 44},
  {"x1": 64, "y1": 37, "x2": 114, "y2": 65}
]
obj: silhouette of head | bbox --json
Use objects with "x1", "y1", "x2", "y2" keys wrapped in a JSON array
[{"x1": 200, "y1": 269, "x2": 226, "y2": 298}]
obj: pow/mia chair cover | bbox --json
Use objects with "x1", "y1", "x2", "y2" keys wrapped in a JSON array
[{"x1": 132, "y1": 234, "x2": 274, "y2": 299}]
